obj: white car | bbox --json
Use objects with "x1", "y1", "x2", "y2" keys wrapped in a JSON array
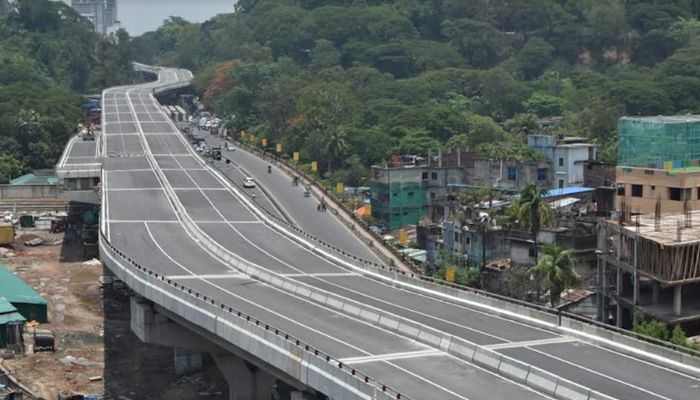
[
  {"x1": 226, "y1": 144, "x2": 236, "y2": 152},
  {"x1": 196, "y1": 146, "x2": 203, "y2": 153},
  {"x1": 243, "y1": 177, "x2": 256, "y2": 188},
  {"x1": 205, "y1": 121, "x2": 212, "y2": 130}
]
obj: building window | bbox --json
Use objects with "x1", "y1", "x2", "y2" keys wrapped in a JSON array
[
  {"x1": 698, "y1": 187, "x2": 700, "y2": 200},
  {"x1": 422, "y1": 172, "x2": 428, "y2": 180},
  {"x1": 558, "y1": 179, "x2": 565, "y2": 189},
  {"x1": 632, "y1": 184, "x2": 643, "y2": 197},
  {"x1": 669, "y1": 187, "x2": 682, "y2": 201},
  {"x1": 431, "y1": 172, "x2": 438, "y2": 180},
  {"x1": 465, "y1": 237, "x2": 470, "y2": 245},
  {"x1": 651, "y1": 185, "x2": 655, "y2": 191},
  {"x1": 617, "y1": 183, "x2": 625, "y2": 196},
  {"x1": 644, "y1": 170, "x2": 655, "y2": 175},
  {"x1": 407, "y1": 191, "x2": 414, "y2": 197},
  {"x1": 528, "y1": 247, "x2": 536, "y2": 257},
  {"x1": 558, "y1": 157, "x2": 564, "y2": 167},
  {"x1": 454, "y1": 232, "x2": 460, "y2": 243},
  {"x1": 507, "y1": 167, "x2": 516, "y2": 180},
  {"x1": 430, "y1": 192, "x2": 436, "y2": 200},
  {"x1": 537, "y1": 168, "x2": 547, "y2": 181},
  {"x1": 392, "y1": 191, "x2": 398, "y2": 197}
]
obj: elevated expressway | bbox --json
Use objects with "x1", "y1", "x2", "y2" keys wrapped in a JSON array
[{"x1": 86, "y1": 65, "x2": 700, "y2": 400}]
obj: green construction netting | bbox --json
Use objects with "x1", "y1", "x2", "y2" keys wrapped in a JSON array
[{"x1": 618, "y1": 116, "x2": 700, "y2": 170}]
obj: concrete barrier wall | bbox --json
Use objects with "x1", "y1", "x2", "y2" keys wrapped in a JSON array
[
  {"x1": 100, "y1": 236, "x2": 399, "y2": 400},
  {"x1": 0, "y1": 184, "x2": 59, "y2": 199}
]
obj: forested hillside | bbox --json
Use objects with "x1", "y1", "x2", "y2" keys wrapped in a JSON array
[
  {"x1": 0, "y1": 0, "x2": 134, "y2": 182},
  {"x1": 132, "y1": 0, "x2": 700, "y2": 182}
]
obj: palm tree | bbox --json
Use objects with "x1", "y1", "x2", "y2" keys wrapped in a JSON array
[
  {"x1": 323, "y1": 128, "x2": 349, "y2": 174},
  {"x1": 510, "y1": 184, "x2": 553, "y2": 262},
  {"x1": 529, "y1": 245, "x2": 579, "y2": 307}
]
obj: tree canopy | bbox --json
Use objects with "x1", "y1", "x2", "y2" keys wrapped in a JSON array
[
  {"x1": 130, "y1": 0, "x2": 700, "y2": 177},
  {"x1": 0, "y1": 0, "x2": 135, "y2": 180}
]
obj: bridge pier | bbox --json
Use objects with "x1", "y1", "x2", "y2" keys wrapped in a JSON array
[
  {"x1": 130, "y1": 296, "x2": 280, "y2": 399},
  {"x1": 213, "y1": 353, "x2": 276, "y2": 400}
]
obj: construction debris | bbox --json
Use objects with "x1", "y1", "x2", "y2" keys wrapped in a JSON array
[
  {"x1": 83, "y1": 259, "x2": 101, "y2": 266},
  {"x1": 24, "y1": 238, "x2": 44, "y2": 247},
  {"x1": 59, "y1": 356, "x2": 104, "y2": 367}
]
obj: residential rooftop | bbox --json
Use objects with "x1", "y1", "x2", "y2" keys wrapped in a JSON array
[{"x1": 617, "y1": 210, "x2": 700, "y2": 245}]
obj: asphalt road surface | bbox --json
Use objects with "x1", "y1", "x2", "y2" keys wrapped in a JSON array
[{"x1": 98, "y1": 67, "x2": 700, "y2": 400}]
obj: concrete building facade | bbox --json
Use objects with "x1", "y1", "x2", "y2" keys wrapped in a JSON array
[
  {"x1": 71, "y1": 0, "x2": 118, "y2": 35},
  {"x1": 370, "y1": 152, "x2": 550, "y2": 230},
  {"x1": 528, "y1": 135, "x2": 596, "y2": 189}
]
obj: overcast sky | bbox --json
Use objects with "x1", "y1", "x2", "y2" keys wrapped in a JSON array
[{"x1": 59, "y1": 0, "x2": 236, "y2": 36}]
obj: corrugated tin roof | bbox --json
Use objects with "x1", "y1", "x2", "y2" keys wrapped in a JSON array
[
  {"x1": 0, "y1": 297, "x2": 17, "y2": 314},
  {"x1": 0, "y1": 261, "x2": 48, "y2": 306},
  {"x1": 543, "y1": 187, "x2": 595, "y2": 198},
  {"x1": 0, "y1": 311, "x2": 26, "y2": 325},
  {"x1": 10, "y1": 172, "x2": 59, "y2": 186}
]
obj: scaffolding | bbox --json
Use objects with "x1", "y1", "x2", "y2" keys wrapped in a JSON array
[{"x1": 618, "y1": 115, "x2": 700, "y2": 170}]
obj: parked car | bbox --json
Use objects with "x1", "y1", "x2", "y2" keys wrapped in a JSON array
[
  {"x1": 226, "y1": 144, "x2": 236, "y2": 152},
  {"x1": 205, "y1": 121, "x2": 212, "y2": 130},
  {"x1": 243, "y1": 177, "x2": 256, "y2": 188}
]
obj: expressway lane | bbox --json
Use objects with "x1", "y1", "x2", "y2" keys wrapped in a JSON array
[
  {"x1": 142, "y1": 68, "x2": 700, "y2": 400},
  {"x1": 99, "y1": 69, "x2": 555, "y2": 400}
]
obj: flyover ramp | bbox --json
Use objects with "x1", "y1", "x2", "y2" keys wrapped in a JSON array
[
  {"x1": 99, "y1": 69, "x2": 553, "y2": 400},
  {"x1": 191, "y1": 127, "x2": 700, "y2": 399},
  {"x1": 97, "y1": 64, "x2": 700, "y2": 400}
]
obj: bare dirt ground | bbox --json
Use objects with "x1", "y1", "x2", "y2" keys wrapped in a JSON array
[{"x1": 1, "y1": 229, "x2": 227, "y2": 400}]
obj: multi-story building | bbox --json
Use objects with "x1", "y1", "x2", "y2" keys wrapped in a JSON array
[
  {"x1": 71, "y1": 0, "x2": 118, "y2": 35},
  {"x1": 370, "y1": 151, "x2": 550, "y2": 230},
  {"x1": 598, "y1": 212, "x2": 700, "y2": 332},
  {"x1": 616, "y1": 115, "x2": 700, "y2": 214},
  {"x1": 528, "y1": 135, "x2": 596, "y2": 189}
]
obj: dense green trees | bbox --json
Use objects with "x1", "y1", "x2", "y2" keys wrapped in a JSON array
[
  {"x1": 132, "y1": 0, "x2": 700, "y2": 180},
  {"x1": 0, "y1": 0, "x2": 134, "y2": 181}
]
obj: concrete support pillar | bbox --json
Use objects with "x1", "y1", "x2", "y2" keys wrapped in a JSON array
[
  {"x1": 674, "y1": 285, "x2": 683, "y2": 316},
  {"x1": 174, "y1": 347, "x2": 203, "y2": 376},
  {"x1": 291, "y1": 391, "x2": 314, "y2": 400},
  {"x1": 652, "y1": 282, "x2": 660, "y2": 304},
  {"x1": 213, "y1": 353, "x2": 276, "y2": 400},
  {"x1": 616, "y1": 268, "x2": 623, "y2": 328}
]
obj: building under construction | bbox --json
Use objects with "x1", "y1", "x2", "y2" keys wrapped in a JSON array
[{"x1": 598, "y1": 206, "x2": 700, "y2": 332}]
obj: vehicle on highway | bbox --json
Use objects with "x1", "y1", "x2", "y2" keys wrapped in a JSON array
[
  {"x1": 205, "y1": 121, "x2": 212, "y2": 130},
  {"x1": 196, "y1": 146, "x2": 203, "y2": 153},
  {"x1": 243, "y1": 177, "x2": 256, "y2": 188},
  {"x1": 225, "y1": 143, "x2": 235, "y2": 151}
]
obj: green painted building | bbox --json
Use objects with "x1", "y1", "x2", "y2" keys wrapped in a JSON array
[
  {"x1": 370, "y1": 166, "x2": 429, "y2": 231},
  {"x1": 0, "y1": 261, "x2": 48, "y2": 324}
]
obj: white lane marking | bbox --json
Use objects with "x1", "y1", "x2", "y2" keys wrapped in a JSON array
[
  {"x1": 484, "y1": 338, "x2": 577, "y2": 350},
  {"x1": 281, "y1": 273, "x2": 359, "y2": 278},
  {"x1": 106, "y1": 169, "x2": 154, "y2": 173},
  {"x1": 194, "y1": 221, "x2": 262, "y2": 224},
  {"x1": 526, "y1": 347, "x2": 675, "y2": 400},
  {"x1": 166, "y1": 274, "x2": 247, "y2": 280},
  {"x1": 107, "y1": 188, "x2": 163, "y2": 191},
  {"x1": 141, "y1": 223, "x2": 485, "y2": 400},
  {"x1": 172, "y1": 188, "x2": 228, "y2": 191},
  {"x1": 340, "y1": 350, "x2": 442, "y2": 364},
  {"x1": 152, "y1": 153, "x2": 193, "y2": 156},
  {"x1": 110, "y1": 220, "x2": 179, "y2": 223},
  {"x1": 101, "y1": 250, "x2": 373, "y2": 400},
  {"x1": 130, "y1": 72, "x2": 552, "y2": 399}
]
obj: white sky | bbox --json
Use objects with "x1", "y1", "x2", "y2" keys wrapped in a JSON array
[{"x1": 58, "y1": 0, "x2": 236, "y2": 36}]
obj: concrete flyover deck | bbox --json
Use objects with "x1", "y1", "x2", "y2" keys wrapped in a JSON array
[{"x1": 96, "y1": 64, "x2": 700, "y2": 400}]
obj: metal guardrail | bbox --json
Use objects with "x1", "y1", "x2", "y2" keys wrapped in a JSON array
[
  {"x1": 232, "y1": 139, "x2": 417, "y2": 271},
  {"x1": 100, "y1": 231, "x2": 411, "y2": 400},
  {"x1": 228, "y1": 139, "x2": 700, "y2": 362},
  {"x1": 102, "y1": 64, "x2": 413, "y2": 400}
]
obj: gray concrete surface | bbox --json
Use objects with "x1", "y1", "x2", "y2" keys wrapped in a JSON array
[{"x1": 95, "y1": 64, "x2": 700, "y2": 400}]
